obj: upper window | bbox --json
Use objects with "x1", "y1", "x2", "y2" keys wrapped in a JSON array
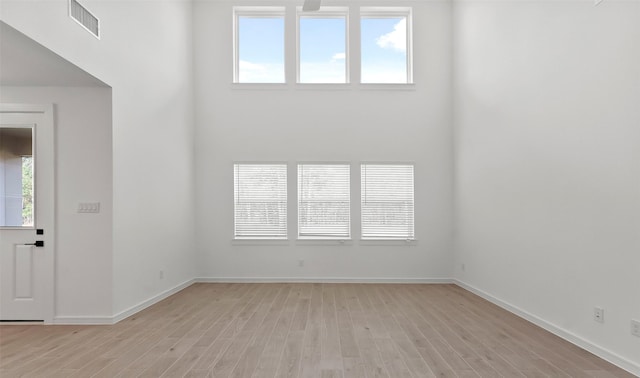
[
  {"x1": 234, "y1": 7, "x2": 285, "y2": 83},
  {"x1": 360, "y1": 8, "x2": 412, "y2": 84},
  {"x1": 234, "y1": 164, "x2": 287, "y2": 239},
  {"x1": 298, "y1": 164, "x2": 350, "y2": 239},
  {"x1": 298, "y1": 8, "x2": 348, "y2": 83},
  {"x1": 233, "y1": 7, "x2": 413, "y2": 86},
  {"x1": 361, "y1": 164, "x2": 414, "y2": 240}
]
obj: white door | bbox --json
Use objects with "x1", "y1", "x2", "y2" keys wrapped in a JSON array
[{"x1": 0, "y1": 104, "x2": 54, "y2": 323}]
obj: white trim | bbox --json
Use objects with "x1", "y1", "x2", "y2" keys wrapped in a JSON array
[
  {"x1": 359, "y1": 83, "x2": 417, "y2": 91},
  {"x1": 228, "y1": 83, "x2": 417, "y2": 91},
  {"x1": 196, "y1": 277, "x2": 453, "y2": 284},
  {"x1": 295, "y1": 83, "x2": 352, "y2": 90},
  {"x1": 1, "y1": 104, "x2": 55, "y2": 324},
  {"x1": 230, "y1": 83, "x2": 289, "y2": 90},
  {"x1": 295, "y1": 239, "x2": 354, "y2": 246},
  {"x1": 359, "y1": 6, "x2": 413, "y2": 17},
  {"x1": 51, "y1": 279, "x2": 195, "y2": 324},
  {"x1": 454, "y1": 280, "x2": 640, "y2": 377},
  {"x1": 231, "y1": 239, "x2": 290, "y2": 246},
  {"x1": 53, "y1": 316, "x2": 114, "y2": 325},
  {"x1": 111, "y1": 279, "x2": 195, "y2": 324},
  {"x1": 359, "y1": 239, "x2": 418, "y2": 246}
]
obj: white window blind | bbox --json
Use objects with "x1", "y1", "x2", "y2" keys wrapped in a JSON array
[
  {"x1": 234, "y1": 164, "x2": 287, "y2": 239},
  {"x1": 298, "y1": 164, "x2": 350, "y2": 239},
  {"x1": 361, "y1": 164, "x2": 414, "y2": 240}
]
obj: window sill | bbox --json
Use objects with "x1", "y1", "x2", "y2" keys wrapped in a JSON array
[
  {"x1": 359, "y1": 83, "x2": 416, "y2": 91},
  {"x1": 230, "y1": 83, "x2": 289, "y2": 90},
  {"x1": 229, "y1": 83, "x2": 416, "y2": 91},
  {"x1": 295, "y1": 83, "x2": 352, "y2": 91},
  {"x1": 232, "y1": 239, "x2": 290, "y2": 246},
  {"x1": 296, "y1": 239, "x2": 353, "y2": 246},
  {"x1": 359, "y1": 239, "x2": 417, "y2": 246}
]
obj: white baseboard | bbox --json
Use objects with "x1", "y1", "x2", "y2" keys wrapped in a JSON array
[
  {"x1": 53, "y1": 279, "x2": 195, "y2": 325},
  {"x1": 48, "y1": 278, "x2": 448, "y2": 325},
  {"x1": 111, "y1": 278, "x2": 195, "y2": 324},
  {"x1": 51, "y1": 276, "x2": 638, "y2": 376},
  {"x1": 53, "y1": 316, "x2": 114, "y2": 325},
  {"x1": 196, "y1": 277, "x2": 453, "y2": 284},
  {"x1": 454, "y1": 279, "x2": 640, "y2": 377}
]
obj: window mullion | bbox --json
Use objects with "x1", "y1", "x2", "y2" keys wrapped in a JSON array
[
  {"x1": 285, "y1": 4, "x2": 297, "y2": 85},
  {"x1": 349, "y1": 5, "x2": 360, "y2": 85}
]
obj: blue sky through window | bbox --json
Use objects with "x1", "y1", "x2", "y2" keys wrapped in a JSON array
[
  {"x1": 237, "y1": 12, "x2": 409, "y2": 83},
  {"x1": 361, "y1": 17, "x2": 407, "y2": 83},
  {"x1": 299, "y1": 17, "x2": 346, "y2": 83},
  {"x1": 238, "y1": 16, "x2": 285, "y2": 83}
]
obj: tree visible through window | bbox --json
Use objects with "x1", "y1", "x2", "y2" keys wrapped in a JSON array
[
  {"x1": 234, "y1": 164, "x2": 287, "y2": 239},
  {"x1": 361, "y1": 164, "x2": 414, "y2": 239},
  {"x1": 298, "y1": 164, "x2": 350, "y2": 239},
  {"x1": 21, "y1": 156, "x2": 33, "y2": 226}
]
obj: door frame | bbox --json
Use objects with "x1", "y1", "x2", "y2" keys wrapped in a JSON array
[{"x1": 1, "y1": 103, "x2": 55, "y2": 324}]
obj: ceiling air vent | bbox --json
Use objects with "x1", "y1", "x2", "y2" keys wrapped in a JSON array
[{"x1": 69, "y1": 0, "x2": 100, "y2": 39}]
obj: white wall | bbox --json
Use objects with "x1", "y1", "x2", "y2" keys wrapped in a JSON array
[
  {"x1": 3, "y1": 0, "x2": 637, "y2": 372},
  {"x1": 0, "y1": 86, "x2": 114, "y2": 319},
  {"x1": 0, "y1": 0, "x2": 196, "y2": 316},
  {"x1": 193, "y1": 1, "x2": 454, "y2": 280},
  {"x1": 454, "y1": 0, "x2": 640, "y2": 372}
]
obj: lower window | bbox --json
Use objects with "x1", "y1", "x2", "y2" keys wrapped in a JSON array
[
  {"x1": 234, "y1": 164, "x2": 287, "y2": 239},
  {"x1": 298, "y1": 164, "x2": 351, "y2": 239},
  {"x1": 361, "y1": 164, "x2": 414, "y2": 240}
]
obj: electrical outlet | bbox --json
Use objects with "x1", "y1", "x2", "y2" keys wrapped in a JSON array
[
  {"x1": 159, "y1": 270, "x2": 164, "y2": 280},
  {"x1": 461, "y1": 263, "x2": 466, "y2": 272},
  {"x1": 594, "y1": 307, "x2": 604, "y2": 323},
  {"x1": 631, "y1": 319, "x2": 640, "y2": 337}
]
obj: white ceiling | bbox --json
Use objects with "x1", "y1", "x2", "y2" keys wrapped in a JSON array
[{"x1": 0, "y1": 21, "x2": 108, "y2": 87}]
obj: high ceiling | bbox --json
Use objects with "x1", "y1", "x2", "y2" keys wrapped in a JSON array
[{"x1": 0, "y1": 21, "x2": 108, "y2": 87}]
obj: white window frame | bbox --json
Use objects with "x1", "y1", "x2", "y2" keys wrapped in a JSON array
[
  {"x1": 233, "y1": 6, "x2": 287, "y2": 84},
  {"x1": 296, "y1": 6, "x2": 350, "y2": 84},
  {"x1": 359, "y1": 7, "x2": 413, "y2": 84},
  {"x1": 233, "y1": 162, "x2": 288, "y2": 240},
  {"x1": 297, "y1": 163, "x2": 351, "y2": 240},
  {"x1": 360, "y1": 163, "x2": 415, "y2": 241}
]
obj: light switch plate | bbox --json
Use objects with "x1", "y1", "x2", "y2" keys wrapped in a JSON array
[{"x1": 78, "y1": 202, "x2": 100, "y2": 213}]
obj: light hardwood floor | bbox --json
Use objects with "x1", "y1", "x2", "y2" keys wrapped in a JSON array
[{"x1": 0, "y1": 283, "x2": 635, "y2": 377}]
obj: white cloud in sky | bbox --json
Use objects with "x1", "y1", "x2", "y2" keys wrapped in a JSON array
[
  {"x1": 238, "y1": 60, "x2": 284, "y2": 83},
  {"x1": 300, "y1": 61, "x2": 346, "y2": 83},
  {"x1": 376, "y1": 19, "x2": 406, "y2": 52},
  {"x1": 239, "y1": 60, "x2": 266, "y2": 72},
  {"x1": 331, "y1": 52, "x2": 346, "y2": 62}
]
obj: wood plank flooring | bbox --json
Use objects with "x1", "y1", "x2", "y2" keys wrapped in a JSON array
[{"x1": 0, "y1": 283, "x2": 635, "y2": 377}]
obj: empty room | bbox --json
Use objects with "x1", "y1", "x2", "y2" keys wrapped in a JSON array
[{"x1": 0, "y1": 0, "x2": 638, "y2": 376}]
